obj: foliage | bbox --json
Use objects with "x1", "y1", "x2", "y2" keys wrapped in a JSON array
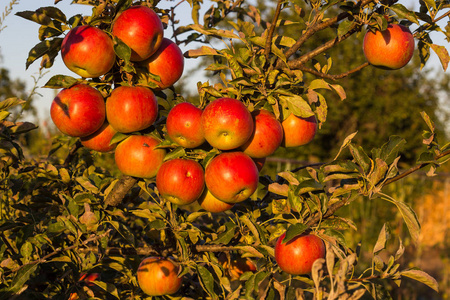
[{"x1": 1, "y1": 0, "x2": 450, "y2": 299}]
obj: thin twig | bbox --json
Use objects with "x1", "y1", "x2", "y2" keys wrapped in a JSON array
[
  {"x1": 283, "y1": 0, "x2": 375, "y2": 61},
  {"x1": 299, "y1": 62, "x2": 370, "y2": 80},
  {"x1": 10, "y1": 230, "x2": 112, "y2": 274},
  {"x1": 384, "y1": 149, "x2": 450, "y2": 185},
  {"x1": 265, "y1": 0, "x2": 283, "y2": 62}
]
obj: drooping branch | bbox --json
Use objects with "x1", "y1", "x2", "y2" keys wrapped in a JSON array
[{"x1": 104, "y1": 175, "x2": 138, "y2": 206}]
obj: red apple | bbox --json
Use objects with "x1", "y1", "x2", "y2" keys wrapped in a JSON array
[
  {"x1": 201, "y1": 98, "x2": 254, "y2": 150},
  {"x1": 274, "y1": 232, "x2": 326, "y2": 275},
  {"x1": 50, "y1": 84, "x2": 105, "y2": 137},
  {"x1": 205, "y1": 152, "x2": 259, "y2": 204},
  {"x1": 106, "y1": 86, "x2": 158, "y2": 133},
  {"x1": 281, "y1": 113, "x2": 317, "y2": 148},
  {"x1": 241, "y1": 109, "x2": 283, "y2": 158},
  {"x1": 61, "y1": 25, "x2": 116, "y2": 78},
  {"x1": 197, "y1": 188, "x2": 234, "y2": 213},
  {"x1": 363, "y1": 24, "x2": 415, "y2": 70},
  {"x1": 114, "y1": 135, "x2": 166, "y2": 178},
  {"x1": 166, "y1": 102, "x2": 205, "y2": 148},
  {"x1": 139, "y1": 38, "x2": 184, "y2": 89},
  {"x1": 112, "y1": 5, "x2": 164, "y2": 61},
  {"x1": 80, "y1": 121, "x2": 117, "y2": 152},
  {"x1": 137, "y1": 257, "x2": 182, "y2": 296},
  {"x1": 156, "y1": 158, "x2": 205, "y2": 205}
]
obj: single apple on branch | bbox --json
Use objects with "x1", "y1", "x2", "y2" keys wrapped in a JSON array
[
  {"x1": 241, "y1": 109, "x2": 284, "y2": 158},
  {"x1": 197, "y1": 188, "x2": 235, "y2": 213},
  {"x1": 363, "y1": 23, "x2": 415, "y2": 70},
  {"x1": 137, "y1": 256, "x2": 183, "y2": 296},
  {"x1": 80, "y1": 121, "x2": 117, "y2": 152},
  {"x1": 274, "y1": 232, "x2": 326, "y2": 275}
]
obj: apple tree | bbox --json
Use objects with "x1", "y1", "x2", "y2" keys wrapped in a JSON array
[{"x1": 1, "y1": 0, "x2": 450, "y2": 299}]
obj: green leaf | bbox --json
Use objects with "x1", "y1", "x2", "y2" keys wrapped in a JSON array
[
  {"x1": 381, "y1": 194, "x2": 420, "y2": 244},
  {"x1": 186, "y1": 211, "x2": 209, "y2": 223},
  {"x1": 43, "y1": 75, "x2": 79, "y2": 89},
  {"x1": 106, "y1": 221, "x2": 136, "y2": 246},
  {"x1": 163, "y1": 147, "x2": 186, "y2": 161},
  {"x1": 16, "y1": 10, "x2": 52, "y2": 25},
  {"x1": 282, "y1": 223, "x2": 308, "y2": 243},
  {"x1": 92, "y1": 280, "x2": 120, "y2": 299},
  {"x1": 349, "y1": 143, "x2": 372, "y2": 174},
  {"x1": 26, "y1": 38, "x2": 63, "y2": 69},
  {"x1": 0, "y1": 97, "x2": 26, "y2": 111},
  {"x1": 430, "y1": 44, "x2": 449, "y2": 71},
  {"x1": 196, "y1": 265, "x2": 216, "y2": 297},
  {"x1": 186, "y1": 46, "x2": 219, "y2": 58},
  {"x1": 337, "y1": 19, "x2": 353, "y2": 37},
  {"x1": 389, "y1": 4, "x2": 419, "y2": 25},
  {"x1": 75, "y1": 177, "x2": 99, "y2": 193},
  {"x1": 211, "y1": 222, "x2": 237, "y2": 245},
  {"x1": 400, "y1": 269, "x2": 439, "y2": 292},
  {"x1": 376, "y1": 136, "x2": 406, "y2": 165},
  {"x1": 113, "y1": 36, "x2": 131, "y2": 62},
  {"x1": 279, "y1": 95, "x2": 314, "y2": 118},
  {"x1": 373, "y1": 224, "x2": 388, "y2": 254},
  {"x1": 4, "y1": 264, "x2": 39, "y2": 295}
]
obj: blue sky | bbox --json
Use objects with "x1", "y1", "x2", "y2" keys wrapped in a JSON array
[{"x1": 0, "y1": 0, "x2": 448, "y2": 122}]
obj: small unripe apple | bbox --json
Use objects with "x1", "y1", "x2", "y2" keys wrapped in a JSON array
[
  {"x1": 363, "y1": 24, "x2": 415, "y2": 70},
  {"x1": 274, "y1": 232, "x2": 325, "y2": 275},
  {"x1": 61, "y1": 25, "x2": 116, "y2": 78}
]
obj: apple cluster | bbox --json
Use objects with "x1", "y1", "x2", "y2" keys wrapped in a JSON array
[
  {"x1": 48, "y1": 4, "x2": 324, "y2": 295},
  {"x1": 156, "y1": 98, "x2": 319, "y2": 214}
]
